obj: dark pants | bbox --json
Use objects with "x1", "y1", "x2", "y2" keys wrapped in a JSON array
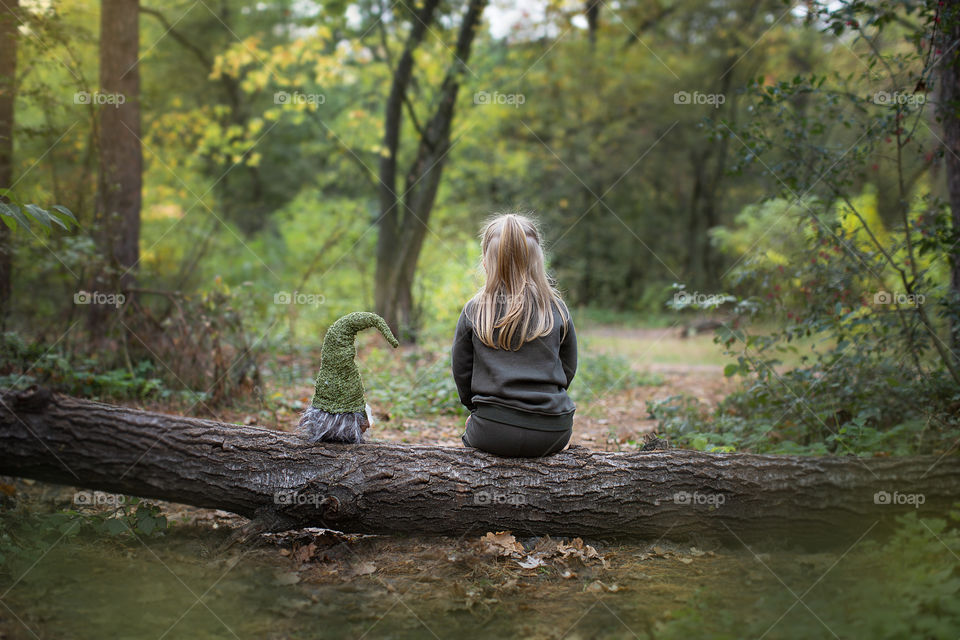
[{"x1": 461, "y1": 413, "x2": 572, "y2": 458}]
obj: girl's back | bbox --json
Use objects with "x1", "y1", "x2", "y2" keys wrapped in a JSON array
[{"x1": 452, "y1": 213, "x2": 577, "y2": 457}]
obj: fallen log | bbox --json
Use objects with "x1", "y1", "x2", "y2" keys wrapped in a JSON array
[{"x1": 1, "y1": 387, "x2": 958, "y2": 545}]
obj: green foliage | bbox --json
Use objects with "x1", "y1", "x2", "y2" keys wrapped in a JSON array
[
  {"x1": 0, "y1": 331, "x2": 206, "y2": 403},
  {"x1": 0, "y1": 189, "x2": 78, "y2": 233},
  {"x1": 570, "y1": 350, "x2": 663, "y2": 404},
  {"x1": 0, "y1": 498, "x2": 167, "y2": 573},
  {"x1": 663, "y1": 0, "x2": 960, "y2": 456},
  {"x1": 363, "y1": 347, "x2": 467, "y2": 420},
  {"x1": 653, "y1": 352, "x2": 958, "y2": 456}
]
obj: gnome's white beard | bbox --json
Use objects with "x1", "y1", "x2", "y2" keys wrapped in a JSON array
[{"x1": 297, "y1": 405, "x2": 371, "y2": 444}]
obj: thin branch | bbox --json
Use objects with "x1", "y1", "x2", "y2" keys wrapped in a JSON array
[{"x1": 139, "y1": 6, "x2": 212, "y2": 69}]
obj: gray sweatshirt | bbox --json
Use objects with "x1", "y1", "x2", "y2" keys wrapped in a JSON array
[{"x1": 451, "y1": 299, "x2": 577, "y2": 429}]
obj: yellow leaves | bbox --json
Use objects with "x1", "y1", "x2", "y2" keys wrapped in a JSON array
[
  {"x1": 211, "y1": 37, "x2": 266, "y2": 80},
  {"x1": 837, "y1": 184, "x2": 889, "y2": 250},
  {"x1": 143, "y1": 203, "x2": 184, "y2": 221},
  {"x1": 764, "y1": 248, "x2": 789, "y2": 266},
  {"x1": 246, "y1": 69, "x2": 272, "y2": 92},
  {"x1": 271, "y1": 46, "x2": 297, "y2": 67},
  {"x1": 247, "y1": 117, "x2": 265, "y2": 136}
]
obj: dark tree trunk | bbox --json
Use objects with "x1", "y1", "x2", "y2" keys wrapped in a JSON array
[
  {"x1": 0, "y1": 0, "x2": 17, "y2": 327},
  {"x1": 585, "y1": 0, "x2": 601, "y2": 45},
  {"x1": 2, "y1": 388, "x2": 958, "y2": 545},
  {"x1": 940, "y1": 0, "x2": 960, "y2": 361},
  {"x1": 375, "y1": 0, "x2": 487, "y2": 341},
  {"x1": 90, "y1": 0, "x2": 141, "y2": 324}
]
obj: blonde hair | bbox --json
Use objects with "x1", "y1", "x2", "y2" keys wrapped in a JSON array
[{"x1": 469, "y1": 213, "x2": 568, "y2": 350}]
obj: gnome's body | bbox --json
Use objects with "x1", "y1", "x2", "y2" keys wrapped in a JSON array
[{"x1": 298, "y1": 312, "x2": 399, "y2": 444}]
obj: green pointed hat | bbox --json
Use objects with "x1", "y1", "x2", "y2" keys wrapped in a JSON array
[{"x1": 311, "y1": 312, "x2": 399, "y2": 414}]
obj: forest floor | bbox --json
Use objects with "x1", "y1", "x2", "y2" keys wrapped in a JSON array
[{"x1": 0, "y1": 326, "x2": 919, "y2": 639}]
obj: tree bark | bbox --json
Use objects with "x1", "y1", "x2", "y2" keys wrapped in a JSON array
[
  {"x1": 0, "y1": 0, "x2": 17, "y2": 327},
  {"x1": 939, "y1": 0, "x2": 960, "y2": 362},
  {"x1": 91, "y1": 0, "x2": 141, "y2": 325},
  {"x1": 2, "y1": 388, "x2": 958, "y2": 545}
]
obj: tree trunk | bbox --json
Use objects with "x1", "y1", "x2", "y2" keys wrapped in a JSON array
[
  {"x1": 940, "y1": 0, "x2": 960, "y2": 362},
  {"x1": 375, "y1": 0, "x2": 487, "y2": 341},
  {"x1": 90, "y1": 0, "x2": 141, "y2": 325},
  {"x1": 2, "y1": 388, "x2": 958, "y2": 545},
  {"x1": 374, "y1": 0, "x2": 441, "y2": 337},
  {"x1": 0, "y1": 0, "x2": 17, "y2": 328}
]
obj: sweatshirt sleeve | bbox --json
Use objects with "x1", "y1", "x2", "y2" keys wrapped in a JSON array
[
  {"x1": 559, "y1": 314, "x2": 577, "y2": 389},
  {"x1": 451, "y1": 306, "x2": 476, "y2": 412}
]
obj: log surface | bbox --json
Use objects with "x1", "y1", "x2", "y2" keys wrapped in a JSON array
[{"x1": 1, "y1": 388, "x2": 957, "y2": 543}]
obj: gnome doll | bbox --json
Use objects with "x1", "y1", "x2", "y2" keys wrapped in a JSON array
[{"x1": 298, "y1": 312, "x2": 399, "y2": 444}]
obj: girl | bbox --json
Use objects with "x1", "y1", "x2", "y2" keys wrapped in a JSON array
[{"x1": 451, "y1": 213, "x2": 577, "y2": 457}]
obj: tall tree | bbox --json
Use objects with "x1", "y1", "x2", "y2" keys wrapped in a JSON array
[
  {"x1": 375, "y1": 0, "x2": 488, "y2": 341},
  {"x1": 939, "y1": 0, "x2": 960, "y2": 361},
  {"x1": 91, "y1": 0, "x2": 141, "y2": 319},
  {"x1": 0, "y1": 0, "x2": 17, "y2": 326}
]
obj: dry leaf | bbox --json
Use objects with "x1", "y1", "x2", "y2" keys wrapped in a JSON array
[
  {"x1": 480, "y1": 531, "x2": 524, "y2": 558},
  {"x1": 516, "y1": 556, "x2": 546, "y2": 569},
  {"x1": 585, "y1": 580, "x2": 622, "y2": 593},
  {"x1": 293, "y1": 543, "x2": 317, "y2": 565},
  {"x1": 556, "y1": 537, "x2": 605, "y2": 567}
]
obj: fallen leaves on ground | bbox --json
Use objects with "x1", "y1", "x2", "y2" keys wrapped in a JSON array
[
  {"x1": 477, "y1": 532, "x2": 609, "y2": 572},
  {"x1": 479, "y1": 531, "x2": 525, "y2": 558}
]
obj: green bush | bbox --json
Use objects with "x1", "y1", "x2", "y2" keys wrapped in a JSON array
[{"x1": 0, "y1": 331, "x2": 206, "y2": 404}]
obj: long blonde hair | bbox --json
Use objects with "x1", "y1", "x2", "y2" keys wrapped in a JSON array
[{"x1": 469, "y1": 213, "x2": 568, "y2": 350}]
